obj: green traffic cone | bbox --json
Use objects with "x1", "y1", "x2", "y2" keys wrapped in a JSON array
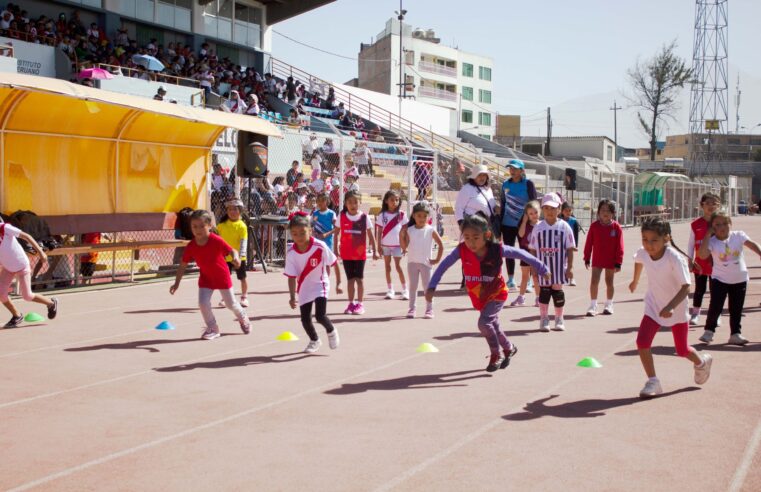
[
  {"x1": 24, "y1": 312, "x2": 44, "y2": 322},
  {"x1": 416, "y1": 342, "x2": 439, "y2": 353},
  {"x1": 577, "y1": 357, "x2": 603, "y2": 368}
]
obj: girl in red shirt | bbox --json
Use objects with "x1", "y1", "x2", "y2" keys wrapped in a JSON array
[
  {"x1": 584, "y1": 199, "x2": 624, "y2": 316},
  {"x1": 336, "y1": 190, "x2": 378, "y2": 315},
  {"x1": 170, "y1": 210, "x2": 250, "y2": 340},
  {"x1": 686, "y1": 192, "x2": 720, "y2": 326}
]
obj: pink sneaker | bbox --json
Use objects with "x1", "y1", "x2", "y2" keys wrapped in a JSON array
[
  {"x1": 344, "y1": 303, "x2": 356, "y2": 314},
  {"x1": 424, "y1": 306, "x2": 434, "y2": 319},
  {"x1": 239, "y1": 319, "x2": 251, "y2": 334},
  {"x1": 352, "y1": 303, "x2": 365, "y2": 315},
  {"x1": 510, "y1": 295, "x2": 526, "y2": 307},
  {"x1": 407, "y1": 308, "x2": 416, "y2": 318}
]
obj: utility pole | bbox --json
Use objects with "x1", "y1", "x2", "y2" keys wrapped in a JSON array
[
  {"x1": 546, "y1": 107, "x2": 552, "y2": 156},
  {"x1": 610, "y1": 99, "x2": 622, "y2": 160},
  {"x1": 395, "y1": 1, "x2": 407, "y2": 118}
]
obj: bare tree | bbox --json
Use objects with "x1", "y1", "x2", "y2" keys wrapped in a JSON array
[{"x1": 627, "y1": 41, "x2": 693, "y2": 161}]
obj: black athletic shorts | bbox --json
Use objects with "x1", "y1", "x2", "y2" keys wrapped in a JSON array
[
  {"x1": 227, "y1": 259, "x2": 248, "y2": 280},
  {"x1": 342, "y1": 259, "x2": 366, "y2": 280}
]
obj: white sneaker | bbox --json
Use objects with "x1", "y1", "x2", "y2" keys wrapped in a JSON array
[
  {"x1": 218, "y1": 300, "x2": 226, "y2": 308},
  {"x1": 201, "y1": 326, "x2": 220, "y2": 340},
  {"x1": 698, "y1": 330, "x2": 714, "y2": 344},
  {"x1": 603, "y1": 302, "x2": 614, "y2": 315},
  {"x1": 689, "y1": 310, "x2": 700, "y2": 326},
  {"x1": 569, "y1": 279, "x2": 577, "y2": 286},
  {"x1": 639, "y1": 378, "x2": 663, "y2": 399},
  {"x1": 553, "y1": 317, "x2": 566, "y2": 331},
  {"x1": 586, "y1": 304, "x2": 597, "y2": 317},
  {"x1": 716, "y1": 317, "x2": 722, "y2": 327},
  {"x1": 694, "y1": 353, "x2": 713, "y2": 384},
  {"x1": 728, "y1": 333, "x2": 749, "y2": 346},
  {"x1": 328, "y1": 330, "x2": 340, "y2": 349},
  {"x1": 539, "y1": 318, "x2": 551, "y2": 332},
  {"x1": 305, "y1": 339, "x2": 322, "y2": 353},
  {"x1": 406, "y1": 308, "x2": 415, "y2": 319},
  {"x1": 401, "y1": 289, "x2": 409, "y2": 300},
  {"x1": 384, "y1": 288, "x2": 395, "y2": 299},
  {"x1": 240, "y1": 297, "x2": 249, "y2": 308}
]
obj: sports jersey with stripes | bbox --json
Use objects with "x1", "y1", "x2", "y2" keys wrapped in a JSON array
[
  {"x1": 284, "y1": 237, "x2": 337, "y2": 306},
  {"x1": 529, "y1": 220, "x2": 576, "y2": 286},
  {"x1": 376, "y1": 211, "x2": 405, "y2": 247}
]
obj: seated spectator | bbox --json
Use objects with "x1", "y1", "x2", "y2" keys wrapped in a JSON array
[
  {"x1": 153, "y1": 86, "x2": 166, "y2": 101},
  {"x1": 332, "y1": 102, "x2": 346, "y2": 119},
  {"x1": 309, "y1": 93, "x2": 321, "y2": 107},
  {"x1": 321, "y1": 138, "x2": 336, "y2": 154},
  {"x1": 288, "y1": 109, "x2": 300, "y2": 126},
  {"x1": 325, "y1": 87, "x2": 336, "y2": 110},
  {"x1": 272, "y1": 176, "x2": 286, "y2": 195},
  {"x1": 224, "y1": 90, "x2": 246, "y2": 113},
  {"x1": 286, "y1": 160, "x2": 300, "y2": 187},
  {"x1": 245, "y1": 94, "x2": 259, "y2": 116}
]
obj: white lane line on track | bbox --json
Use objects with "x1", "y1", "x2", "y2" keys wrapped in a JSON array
[{"x1": 728, "y1": 415, "x2": 761, "y2": 492}]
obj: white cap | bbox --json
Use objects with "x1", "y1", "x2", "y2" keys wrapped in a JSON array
[{"x1": 469, "y1": 164, "x2": 490, "y2": 180}]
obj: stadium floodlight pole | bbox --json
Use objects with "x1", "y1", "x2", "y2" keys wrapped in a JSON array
[{"x1": 395, "y1": 1, "x2": 407, "y2": 119}]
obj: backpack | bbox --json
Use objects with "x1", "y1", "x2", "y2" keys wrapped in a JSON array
[
  {"x1": 175, "y1": 207, "x2": 195, "y2": 240},
  {"x1": 8, "y1": 210, "x2": 58, "y2": 252}
]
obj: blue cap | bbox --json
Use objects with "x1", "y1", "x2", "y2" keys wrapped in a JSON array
[{"x1": 507, "y1": 159, "x2": 525, "y2": 169}]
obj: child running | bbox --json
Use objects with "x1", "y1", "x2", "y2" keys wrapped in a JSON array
[
  {"x1": 0, "y1": 220, "x2": 58, "y2": 327},
  {"x1": 311, "y1": 192, "x2": 342, "y2": 294},
  {"x1": 400, "y1": 202, "x2": 443, "y2": 318},
  {"x1": 170, "y1": 210, "x2": 250, "y2": 340},
  {"x1": 217, "y1": 199, "x2": 249, "y2": 307},
  {"x1": 511, "y1": 200, "x2": 541, "y2": 307},
  {"x1": 686, "y1": 192, "x2": 721, "y2": 325},
  {"x1": 376, "y1": 190, "x2": 408, "y2": 299},
  {"x1": 697, "y1": 212, "x2": 761, "y2": 345},
  {"x1": 529, "y1": 193, "x2": 576, "y2": 332},
  {"x1": 285, "y1": 213, "x2": 340, "y2": 353},
  {"x1": 426, "y1": 214, "x2": 548, "y2": 372},
  {"x1": 629, "y1": 217, "x2": 712, "y2": 398},
  {"x1": 560, "y1": 202, "x2": 581, "y2": 286},
  {"x1": 336, "y1": 190, "x2": 378, "y2": 315},
  {"x1": 584, "y1": 199, "x2": 624, "y2": 316}
]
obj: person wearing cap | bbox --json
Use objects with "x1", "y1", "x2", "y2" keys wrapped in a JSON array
[
  {"x1": 500, "y1": 159, "x2": 537, "y2": 289},
  {"x1": 153, "y1": 86, "x2": 166, "y2": 101},
  {"x1": 216, "y1": 199, "x2": 250, "y2": 308},
  {"x1": 528, "y1": 192, "x2": 576, "y2": 332},
  {"x1": 454, "y1": 164, "x2": 499, "y2": 229}
]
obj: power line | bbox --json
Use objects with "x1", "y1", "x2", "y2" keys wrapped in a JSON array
[{"x1": 272, "y1": 30, "x2": 396, "y2": 63}]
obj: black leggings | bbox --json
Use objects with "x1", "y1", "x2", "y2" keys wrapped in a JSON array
[
  {"x1": 693, "y1": 274, "x2": 709, "y2": 308},
  {"x1": 501, "y1": 225, "x2": 519, "y2": 276},
  {"x1": 705, "y1": 279, "x2": 746, "y2": 334},
  {"x1": 300, "y1": 297, "x2": 335, "y2": 341}
]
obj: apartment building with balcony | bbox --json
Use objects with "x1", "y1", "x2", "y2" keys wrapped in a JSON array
[
  {"x1": 357, "y1": 18, "x2": 495, "y2": 140},
  {"x1": 664, "y1": 133, "x2": 761, "y2": 161}
]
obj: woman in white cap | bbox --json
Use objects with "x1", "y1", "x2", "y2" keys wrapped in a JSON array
[
  {"x1": 454, "y1": 164, "x2": 499, "y2": 229},
  {"x1": 500, "y1": 159, "x2": 537, "y2": 289}
]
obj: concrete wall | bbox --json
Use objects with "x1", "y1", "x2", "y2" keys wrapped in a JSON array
[
  {"x1": 99, "y1": 75, "x2": 204, "y2": 106},
  {"x1": 358, "y1": 35, "x2": 392, "y2": 95},
  {"x1": 0, "y1": 36, "x2": 56, "y2": 77},
  {"x1": 549, "y1": 138, "x2": 616, "y2": 166}
]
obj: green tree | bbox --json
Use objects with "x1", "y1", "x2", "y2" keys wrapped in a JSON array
[{"x1": 627, "y1": 41, "x2": 693, "y2": 161}]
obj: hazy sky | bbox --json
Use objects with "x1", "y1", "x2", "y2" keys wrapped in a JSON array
[{"x1": 273, "y1": 0, "x2": 761, "y2": 148}]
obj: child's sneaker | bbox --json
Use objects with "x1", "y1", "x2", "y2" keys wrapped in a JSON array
[
  {"x1": 384, "y1": 288, "x2": 395, "y2": 299},
  {"x1": 603, "y1": 301, "x2": 614, "y2": 315},
  {"x1": 240, "y1": 297, "x2": 249, "y2": 308},
  {"x1": 218, "y1": 300, "x2": 226, "y2": 308},
  {"x1": 4, "y1": 313, "x2": 23, "y2": 328},
  {"x1": 239, "y1": 319, "x2": 251, "y2": 335},
  {"x1": 534, "y1": 298, "x2": 539, "y2": 307},
  {"x1": 423, "y1": 305, "x2": 434, "y2": 319},
  {"x1": 328, "y1": 329, "x2": 340, "y2": 349},
  {"x1": 500, "y1": 344, "x2": 518, "y2": 369},
  {"x1": 305, "y1": 339, "x2": 322, "y2": 353},
  {"x1": 569, "y1": 278, "x2": 577, "y2": 286},
  {"x1": 553, "y1": 317, "x2": 566, "y2": 331},
  {"x1": 47, "y1": 298, "x2": 58, "y2": 319},
  {"x1": 539, "y1": 317, "x2": 551, "y2": 332},
  {"x1": 201, "y1": 326, "x2": 220, "y2": 340},
  {"x1": 728, "y1": 333, "x2": 749, "y2": 346},
  {"x1": 586, "y1": 303, "x2": 598, "y2": 317},
  {"x1": 689, "y1": 307, "x2": 700, "y2": 325},
  {"x1": 401, "y1": 289, "x2": 409, "y2": 300},
  {"x1": 486, "y1": 353, "x2": 505, "y2": 372},
  {"x1": 406, "y1": 308, "x2": 416, "y2": 318},
  {"x1": 352, "y1": 303, "x2": 365, "y2": 315},
  {"x1": 639, "y1": 378, "x2": 663, "y2": 399},
  {"x1": 344, "y1": 303, "x2": 356, "y2": 314},
  {"x1": 698, "y1": 330, "x2": 714, "y2": 343},
  {"x1": 506, "y1": 278, "x2": 517, "y2": 289},
  {"x1": 694, "y1": 353, "x2": 713, "y2": 384},
  {"x1": 510, "y1": 295, "x2": 526, "y2": 307}
]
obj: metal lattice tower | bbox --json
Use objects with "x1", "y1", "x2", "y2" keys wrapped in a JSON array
[{"x1": 688, "y1": 0, "x2": 729, "y2": 177}]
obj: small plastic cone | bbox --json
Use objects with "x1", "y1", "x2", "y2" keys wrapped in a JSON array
[
  {"x1": 416, "y1": 342, "x2": 439, "y2": 353},
  {"x1": 276, "y1": 331, "x2": 299, "y2": 341},
  {"x1": 577, "y1": 357, "x2": 603, "y2": 368},
  {"x1": 24, "y1": 312, "x2": 44, "y2": 322},
  {"x1": 155, "y1": 321, "x2": 175, "y2": 330}
]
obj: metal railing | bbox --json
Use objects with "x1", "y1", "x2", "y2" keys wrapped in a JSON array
[
  {"x1": 418, "y1": 86, "x2": 457, "y2": 101},
  {"x1": 418, "y1": 60, "x2": 457, "y2": 77},
  {"x1": 0, "y1": 28, "x2": 57, "y2": 46},
  {"x1": 95, "y1": 63, "x2": 202, "y2": 87}
]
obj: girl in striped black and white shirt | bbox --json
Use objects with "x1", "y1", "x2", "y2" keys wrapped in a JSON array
[{"x1": 529, "y1": 193, "x2": 576, "y2": 332}]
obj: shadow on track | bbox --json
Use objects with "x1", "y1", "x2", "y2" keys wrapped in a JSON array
[
  {"x1": 154, "y1": 352, "x2": 320, "y2": 372},
  {"x1": 324, "y1": 369, "x2": 491, "y2": 395}
]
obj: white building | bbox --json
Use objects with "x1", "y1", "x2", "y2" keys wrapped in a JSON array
[{"x1": 358, "y1": 18, "x2": 495, "y2": 140}]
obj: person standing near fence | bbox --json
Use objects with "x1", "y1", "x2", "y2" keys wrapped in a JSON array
[
  {"x1": 500, "y1": 159, "x2": 537, "y2": 290},
  {"x1": 686, "y1": 192, "x2": 721, "y2": 326}
]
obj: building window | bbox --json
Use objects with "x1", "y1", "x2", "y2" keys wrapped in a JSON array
[
  {"x1": 462, "y1": 63, "x2": 473, "y2": 77},
  {"x1": 462, "y1": 87, "x2": 473, "y2": 101},
  {"x1": 234, "y1": 2, "x2": 263, "y2": 49},
  {"x1": 462, "y1": 110, "x2": 473, "y2": 124},
  {"x1": 478, "y1": 112, "x2": 491, "y2": 126},
  {"x1": 479, "y1": 66, "x2": 492, "y2": 81},
  {"x1": 478, "y1": 89, "x2": 491, "y2": 104},
  {"x1": 479, "y1": 134, "x2": 491, "y2": 141},
  {"x1": 606, "y1": 146, "x2": 613, "y2": 161}
]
